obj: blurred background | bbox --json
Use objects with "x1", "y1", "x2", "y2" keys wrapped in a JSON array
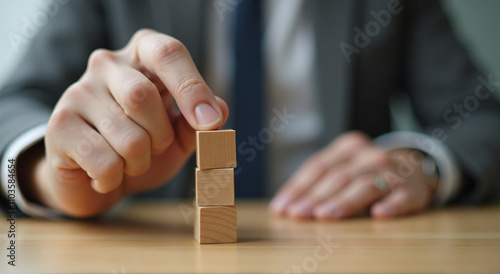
[{"x1": 1, "y1": 0, "x2": 499, "y2": 96}]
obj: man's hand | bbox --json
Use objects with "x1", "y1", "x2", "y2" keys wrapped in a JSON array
[
  {"x1": 27, "y1": 29, "x2": 229, "y2": 217},
  {"x1": 270, "y1": 131, "x2": 438, "y2": 220}
]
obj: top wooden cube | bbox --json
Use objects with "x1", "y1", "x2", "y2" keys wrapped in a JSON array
[{"x1": 196, "y1": 130, "x2": 237, "y2": 169}]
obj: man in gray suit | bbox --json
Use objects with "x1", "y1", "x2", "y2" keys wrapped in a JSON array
[{"x1": 1, "y1": 0, "x2": 500, "y2": 219}]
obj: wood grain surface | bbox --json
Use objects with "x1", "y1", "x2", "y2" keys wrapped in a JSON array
[
  {"x1": 195, "y1": 205, "x2": 237, "y2": 244},
  {"x1": 1, "y1": 201, "x2": 500, "y2": 273}
]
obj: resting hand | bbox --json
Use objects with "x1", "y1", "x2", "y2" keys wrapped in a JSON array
[{"x1": 270, "y1": 131, "x2": 438, "y2": 220}]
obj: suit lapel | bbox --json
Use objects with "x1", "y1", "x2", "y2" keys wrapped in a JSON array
[{"x1": 311, "y1": 0, "x2": 357, "y2": 145}]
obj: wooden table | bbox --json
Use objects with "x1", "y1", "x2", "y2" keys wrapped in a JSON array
[{"x1": 2, "y1": 200, "x2": 500, "y2": 273}]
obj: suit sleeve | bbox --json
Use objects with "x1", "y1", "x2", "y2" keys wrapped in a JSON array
[
  {"x1": 403, "y1": 0, "x2": 500, "y2": 204},
  {"x1": 0, "y1": 0, "x2": 108, "y2": 214}
]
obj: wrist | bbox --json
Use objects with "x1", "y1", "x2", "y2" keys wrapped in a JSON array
[
  {"x1": 17, "y1": 140, "x2": 46, "y2": 206},
  {"x1": 388, "y1": 149, "x2": 439, "y2": 196}
]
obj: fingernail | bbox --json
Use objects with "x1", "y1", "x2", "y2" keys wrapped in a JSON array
[
  {"x1": 377, "y1": 204, "x2": 393, "y2": 216},
  {"x1": 270, "y1": 196, "x2": 289, "y2": 214},
  {"x1": 195, "y1": 103, "x2": 221, "y2": 129},
  {"x1": 329, "y1": 208, "x2": 343, "y2": 219},
  {"x1": 317, "y1": 204, "x2": 343, "y2": 219},
  {"x1": 290, "y1": 201, "x2": 312, "y2": 217}
]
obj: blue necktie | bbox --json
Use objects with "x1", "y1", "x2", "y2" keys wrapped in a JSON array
[{"x1": 232, "y1": 0, "x2": 266, "y2": 198}]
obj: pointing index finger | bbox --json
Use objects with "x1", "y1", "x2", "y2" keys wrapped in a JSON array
[{"x1": 129, "y1": 29, "x2": 224, "y2": 130}]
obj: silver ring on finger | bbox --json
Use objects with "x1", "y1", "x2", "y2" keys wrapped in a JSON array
[{"x1": 373, "y1": 175, "x2": 390, "y2": 194}]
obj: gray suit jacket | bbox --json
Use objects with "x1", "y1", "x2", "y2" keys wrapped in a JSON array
[{"x1": 1, "y1": 0, "x2": 500, "y2": 208}]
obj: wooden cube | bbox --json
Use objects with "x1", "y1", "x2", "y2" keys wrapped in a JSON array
[
  {"x1": 196, "y1": 130, "x2": 236, "y2": 169},
  {"x1": 195, "y1": 206, "x2": 237, "y2": 244},
  {"x1": 196, "y1": 168, "x2": 234, "y2": 206}
]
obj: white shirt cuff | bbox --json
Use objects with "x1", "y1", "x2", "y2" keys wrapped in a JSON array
[
  {"x1": 1, "y1": 124, "x2": 64, "y2": 219},
  {"x1": 373, "y1": 131, "x2": 462, "y2": 206}
]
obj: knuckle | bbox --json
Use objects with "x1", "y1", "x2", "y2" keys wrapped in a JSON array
[
  {"x1": 48, "y1": 107, "x2": 72, "y2": 131},
  {"x1": 396, "y1": 190, "x2": 413, "y2": 204},
  {"x1": 335, "y1": 131, "x2": 370, "y2": 149},
  {"x1": 125, "y1": 157, "x2": 151, "y2": 177},
  {"x1": 122, "y1": 79, "x2": 156, "y2": 109},
  {"x1": 153, "y1": 38, "x2": 186, "y2": 63},
  {"x1": 305, "y1": 154, "x2": 322, "y2": 167},
  {"x1": 329, "y1": 131, "x2": 370, "y2": 151},
  {"x1": 399, "y1": 190, "x2": 412, "y2": 201},
  {"x1": 371, "y1": 149, "x2": 392, "y2": 167},
  {"x1": 94, "y1": 153, "x2": 123, "y2": 181},
  {"x1": 331, "y1": 169, "x2": 349, "y2": 183},
  {"x1": 153, "y1": 133, "x2": 174, "y2": 153},
  {"x1": 175, "y1": 77, "x2": 205, "y2": 99},
  {"x1": 283, "y1": 184, "x2": 302, "y2": 198},
  {"x1": 124, "y1": 29, "x2": 156, "y2": 59},
  {"x1": 64, "y1": 82, "x2": 92, "y2": 102},
  {"x1": 88, "y1": 49, "x2": 115, "y2": 70},
  {"x1": 55, "y1": 166, "x2": 82, "y2": 183},
  {"x1": 306, "y1": 154, "x2": 326, "y2": 168},
  {"x1": 118, "y1": 129, "x2": 150, "y2": 159},
  {"x1": 345, "y1": 131, "x2": 370, "y2": 146},
  {"x1": 132, "y1": 28, "x2": 155, "y2": 43},
  {"x1": 126, "y1": 162, "x2": 150, "y2": 177},
  {"x1": 357, "y1": 177, "x2": 375, "y2": 189},
  {"x1": 353, "y1": 177, "x2": 379, "y2": 194}
]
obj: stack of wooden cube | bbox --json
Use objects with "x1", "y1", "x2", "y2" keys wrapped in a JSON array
[{"x1": 194, "y1": 129, "x2": 237, "y2": 244}]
